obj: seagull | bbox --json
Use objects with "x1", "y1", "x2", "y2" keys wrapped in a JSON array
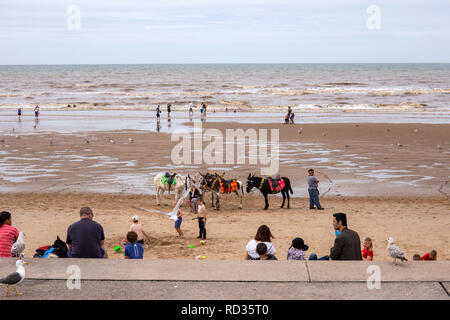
[
  {"x1": 298, "y1": 128, "x2": 303, "y2": 134},
  {"x1": 386, "y1": 237, "x2": 408, "y2": 265},
  {"x1": 414, "y1": 129, "x2": 419, "y2": 133},
  {"x1": 109, "y1": 138, "x2": 115, "y2": 144},
  {"x1": 11, "y1": 232, "x2": 25, "y2": 258},
  {"x1": 321, "y1": 132, "x2": 326, "y2": 136},
  {"x1": 128, "y1": 138, "x2": 134, "y2": 143},
  {"x1": 437, "y1": 145, "x2": 441, "y2": 150},
  {"x1": 396, "y1": 143, "x2": 403, "y2": 147},
  {"x1": 0, "y1": 260, "x2": 29, "y2": 296}
]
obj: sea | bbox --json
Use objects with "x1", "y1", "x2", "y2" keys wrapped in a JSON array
[{"x1": 0, "y1": 63, "x2": 449, "y2": 112}]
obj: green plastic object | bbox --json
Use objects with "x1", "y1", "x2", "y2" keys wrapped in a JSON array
[
  {"x1": 114, "y1": 246, "x2": 122, "y2": 253},
  {"x1": 188, "y1": 245, "x2": 196, "y2": 248}
]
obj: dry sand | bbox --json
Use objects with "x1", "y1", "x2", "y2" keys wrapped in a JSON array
[{"x1": 1, "y1": 193, "x2": 449, "y2": 261}]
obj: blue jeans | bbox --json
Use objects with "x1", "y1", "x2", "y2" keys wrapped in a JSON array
[
  {"x1": 308, "y1": 189, "x2": 322, "y2": 209},
  {"x1": 309, "y1": 253, "x2": 329, "y2": 260}
]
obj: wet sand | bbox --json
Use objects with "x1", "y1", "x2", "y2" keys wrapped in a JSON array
[{"x1": 1, "y1": 122, "x2": 449, "y2": 197}]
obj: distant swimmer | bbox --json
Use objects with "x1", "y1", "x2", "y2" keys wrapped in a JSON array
[
  {"x1": 73, "y1": 104, "x2": 77, "y2": 108},
  {"x1": 67, "y1": 104, "x2": 72, "y2": 108},
  {"x1": 156, "y1": 105, "x2": 161, "y2": 120},
  {"x1": 34, "y1": 105, "x2": 40, "y2": 118}
]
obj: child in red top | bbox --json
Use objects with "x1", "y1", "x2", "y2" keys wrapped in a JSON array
[
  {"x1": 362, "y1": 237, "x2": 374, "y2": 261},
  {"x1": 421, "y1": 250, "x2": 437, "y2": 261}
]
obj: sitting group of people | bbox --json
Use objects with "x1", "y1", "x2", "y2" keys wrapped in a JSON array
[{"x1": 244, "y1": 213, "x2": 438, "y2": 262}]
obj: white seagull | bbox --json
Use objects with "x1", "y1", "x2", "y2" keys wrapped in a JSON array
[
  {"x1": 11, "y1": 232, "x2": 25, "y2": 258},
  {"x1": 386, "y1": 237, "x2": 408, "y2": 265},
  {"x1": 0, "y1": 260, "x2": 29, "y2": 296}
]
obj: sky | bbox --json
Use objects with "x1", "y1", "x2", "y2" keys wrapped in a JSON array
[{"x1": 0, "y1": 0, "x2": 449, "y2": 64}]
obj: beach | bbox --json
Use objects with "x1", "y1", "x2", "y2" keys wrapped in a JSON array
[{"x1": 1, "y1": 112, "x2": 449, "y2": 261}]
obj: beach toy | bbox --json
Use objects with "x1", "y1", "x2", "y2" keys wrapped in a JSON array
[
  {"x1": 114, "y1": 246, "x2": 122, "y2": 253},
  {"x1": 195, "y1": 255, "x2": 206, "y2": 260},
  {"x1": 199, "y1": 240, "x2": 206, "y2": 246},
  {"x1": 188, "y1": 245, "x2": 196, "y2": 248}
]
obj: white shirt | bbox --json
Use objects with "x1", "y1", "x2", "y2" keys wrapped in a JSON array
[{"x1": 246, "y1": 239, "x2": 276, "y2": 259}]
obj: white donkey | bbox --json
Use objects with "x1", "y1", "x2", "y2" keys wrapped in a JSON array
[{"x1": 154, "y1": 173, "x2": 195, "y2": 206}]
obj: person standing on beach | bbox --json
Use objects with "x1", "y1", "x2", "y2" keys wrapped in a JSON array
[
  {"x1": 17, "y1": 107, "x2": 22, "y2": 120},
  {"x1": 307, "y1": 169, "x2": 324, "y2": 210},
  {"x1": 330, "y1": 213, "x2": 362, "y2": 260},
  {"x1": 167, "y1": 103, "x2": 171, "y2": 117},
  {"x1": 0, "y1": 211, "x2": 19, "y2": 258},
  {"x1": 66, "y1": 206, "x2": 108, "y2": 258},
  {"x1": 34, "y1": 105, "x2": 40, "y2": 118}
]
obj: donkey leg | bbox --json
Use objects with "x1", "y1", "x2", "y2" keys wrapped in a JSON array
[
  {"x1": 264, "y1": 194, "x2": 269, "y2": 210},
  {"x1": 236, "y1": 190, "x2": 242, "y2": 209},
  {"x1": 211, "y1": 192, "x2": 215, "y2": 208},
  {"x1": 281, "y1": 191, "x2": 286, "y2": 208},
  {"x1": 156, "y1": 187, "x2": 160, "y2": 206},
  {"x1": 215, "y1": 193, "x2": 220, "y2": 210},
  {"x1": 287, "y1": 190, "x2": 290, "y2": 208}
]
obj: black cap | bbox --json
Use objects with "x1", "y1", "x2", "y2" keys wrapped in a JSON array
[{"x1": 291, "y1": 237, "x2": 308, "y2": 251}]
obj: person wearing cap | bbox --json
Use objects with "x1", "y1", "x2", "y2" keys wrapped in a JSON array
[
  {"x1": 287, "y1": 237, "x2": 309, "y2": 260},
  {"x1": 129, "y1": 215, "x2": 151, "y2": 245}
]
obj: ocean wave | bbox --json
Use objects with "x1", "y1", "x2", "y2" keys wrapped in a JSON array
[
  {"x1": 0, "y1": 101, "x2": 446, "y2": 112},
  {"x1": 266, "y1": 87, "x2": 450, "y2": 96}
]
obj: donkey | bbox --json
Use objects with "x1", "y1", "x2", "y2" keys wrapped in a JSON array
[
  {"x1": 199, "y1": 172, "x2": 243, "y2": 210},
  {"x1": 154, "y1": 172, "x2": 194, "y2": 206},
  {"x1": 246, "y1": 173, "x2": 293, "y2": 210}
]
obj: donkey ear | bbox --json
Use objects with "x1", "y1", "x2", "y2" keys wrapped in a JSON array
[{"x1": 247, "y1": 173, "x2": 251, "y2": 179}]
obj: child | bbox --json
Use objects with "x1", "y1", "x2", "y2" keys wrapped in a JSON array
[
  {"x1": 287, "y1": 237, "x2": 308, "y2": 260},
  {"x1": 362, "y1": 237, "x2": 374, "y2": 261},
  {"x1": 413, "y1": 254, "x2": 421, "y2": 260},
  {"x1": 123, "y1": 231, "x2": 144, "y2": 259},
  {"x1": 175, "y1": 209, "x2": 183, "y2": 238},
  {"x1": 129, "y1": 215, "x2": 151, "y2": 245},
  {"x1": 421, "y1": 250, "x2": 437, "y2": 260},
  {"x1": 256, "y1": 243, "x2": 277, "y2": 260}
]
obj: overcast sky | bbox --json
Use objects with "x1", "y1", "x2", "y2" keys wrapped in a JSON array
[{"x1": 1, "y1": 0, "x2": 449, "y2": 64}]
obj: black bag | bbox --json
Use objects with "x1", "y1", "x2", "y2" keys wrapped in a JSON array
[{"x1": 52, "y1": 236, "x2": 68, "y2": 258}]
